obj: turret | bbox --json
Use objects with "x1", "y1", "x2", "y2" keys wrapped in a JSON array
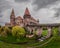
[
  {"x1": 10, "y1": 8, "x2": 15, "y2": 26},
  {"x1": 23, "y1": 7, "x2": 31, "y2": 19}
]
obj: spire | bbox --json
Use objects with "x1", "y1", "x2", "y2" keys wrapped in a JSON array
[
  {"x1": 11, "y1": 8, "x2": 15, "y2": 16},
  {"x1": 24, "y1": 7, "x2": 30, "y2": 15},
  {"x1": 10, "y1": 8, "x2": 15, "y2": 26},
  {"x1": 24, "y1": 7, "x2": 31, "y2": 19}
]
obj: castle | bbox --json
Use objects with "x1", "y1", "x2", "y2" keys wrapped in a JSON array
[
  {"x1": 5, "y1": 8, "x2": 39, "y2": 27},
  {"x1": 5, "y1": 7, "x2": 60, "y2": 38}
]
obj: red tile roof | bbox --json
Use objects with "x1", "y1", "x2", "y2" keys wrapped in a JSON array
[
  {"x1": 30, "y1": 17, "x2": 37, "y2": 22},
  {"x1": 11, "y1": 8, "x2": 15, "y2": 16},
  {"x1": 24, "y1": 7, "x2": 30, "y2": 15},
  {"x1": 16, "y1": 16, "x2": 23, "y2": 20}
]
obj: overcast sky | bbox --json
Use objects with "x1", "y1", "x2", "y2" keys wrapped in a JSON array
[{"x1": 0, "y1": 0, "x2": 60, "y2": 25}]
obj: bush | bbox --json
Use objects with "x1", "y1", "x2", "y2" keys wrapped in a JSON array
[
  {"x1": 8, "y1": 27, "x2": 12, "y2": 30},
  {"x1": 0, "y1": 25, "x2": 1, "y2": 28},
  {"x1": 0, "y1": 26, "x2": 28, "y2": 43},
  {"x1": 33, "y1": 30, "x2": 39, "y2": 36},
  {"x1": 12, "y1": 26, "x2": 26, "y2": 38},
  {"x1": 0, "y1": 28, "x2": 1, "y2": 33},
  {"x1": 52, "y1": 27, "x2": 58, "y2": 36},
  {"x1": 0, "y1": 26, "x2": 11, "y2": 37},
  {"x1": 42, "y1": 30, "x2": 48, "y2": 36},
  {"x1": 4, "y1": 27, "x2": 11, "y2": 35}
]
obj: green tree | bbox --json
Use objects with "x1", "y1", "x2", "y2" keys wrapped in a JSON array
[
  {"x1": 4, "y1": 27, "x2": 11, "y2": 34},
  {"x1": 12, "y1": 26, "x2": 26, "y2": 38},
  {"x1": 0, "y1": 26, "x2": 11, "y2": 37}
]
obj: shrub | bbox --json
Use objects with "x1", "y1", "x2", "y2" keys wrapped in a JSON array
[
  {"x1": 0, "y1": 25, "x2": 1, "y2": 28},
  {"x1": 12, "y1": 26, "x2": 26, "y2": 38},
  {"x1": 0, "y1": 26, "x2": 11, "y2": 37},
  {"x1": 42, "y1": 30, "x2": 48, "y2": 36},
  {"x1": 0, "y1": 28, "x2": 1, "y2": 33},
  {"x1": 52, "y1": 27, "x2": 58, "y2": 36},
  {"x1": 33, "y1": 30, "x2": 38, "y2": 36},
  {"x1": 8, "y1": 27, "x2": 12, "y2": 30},
  {"x1": 0, "y1": 26, "x2": 5, "y2": 32},
  {"x1": 0, "y1": 26, "x2": 28, "y2": 43}
]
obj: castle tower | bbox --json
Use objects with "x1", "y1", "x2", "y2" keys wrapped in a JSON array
[
  {"x1": 10, "y1": 8, "x2": 15, "y2": 26},
  {"x1": 23, "y1": 7, "x2": 32, "y2": 26},
  {"x1": 23, "y1": 7, "x2": 31, "y2": 19}
]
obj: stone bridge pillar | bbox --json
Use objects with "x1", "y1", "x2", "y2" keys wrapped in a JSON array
[
  {"x1": 46, "y1": 27, "x2": 52, "y2": 38},
  {"x1": 27, "y1": 27, "x2": 36, "y2": 34},
  {"x1": 36, "y1": 27, "x2": 43, "y2": 37},
  {"x1": 27, "y1": 27, "x2": 32, "y2": 34}
]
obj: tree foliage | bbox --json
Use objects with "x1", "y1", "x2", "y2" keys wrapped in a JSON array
[
  {"x1": 0, "y1": 25, "x2": 1, "y2": 28},
  {"x1": 12, "y1": 26, "x2": 26, "y2": 38},
  {"x1": 0, "y1": 26, "x2": 11, "y2": 37}
]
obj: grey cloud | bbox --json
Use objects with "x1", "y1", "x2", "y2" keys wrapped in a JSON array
[
  {"x1": 15, "y1": 0, "x2": 29, "y2": 2},
  {"x1": 0, "y1": 0, "x2": 11, "y2": 25},
  {"x1": 54, "y1": 8, "x2": 60, "y2": 17},
  {"x1": 0, "y1": 14, "x2": 3, "y2": 17},
  {"x1": 0, "y1": 0, "x2": 11, "y2": 12},
  {"x1": 32, "y1": 0, "x2": 58, "y2": 10},
  {"x1": 0, "y1": 22, "x2": 5, "y2": 26}
]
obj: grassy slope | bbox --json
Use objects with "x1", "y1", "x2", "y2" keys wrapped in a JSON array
[
  {"x1": 0, "y1": 38, "x2": 50, "y2": 48},
  {"x1": 0, "y1": 41, "x2": 27, "y2": 48},
  {"x1": 39, "y1": 36, "x2": 60, "y2": 48},
  {"x1": 0, "y1": 28, "x2": 60, "y2": 48},
  {"x1": 39, "y1": 27, "x2": 60, "y2": 48}
]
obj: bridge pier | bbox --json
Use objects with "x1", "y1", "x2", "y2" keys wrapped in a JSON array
[
  {"x1": 27, "y1": 27, "x2": 36, "y2": 34},
  {"x1": 27, "y1": 27, "x2": 31, "y2": 33},
  {"x1": 46, "y1": 27, "x2": 52, "y2": 38}
]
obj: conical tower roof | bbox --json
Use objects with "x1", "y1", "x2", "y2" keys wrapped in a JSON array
[
  {"x1": 24, "y1": 7, "x2": 31, "y2": 15},
  {"x1": 11, "y1": 8, "x2": 15, "y2": 16}
]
